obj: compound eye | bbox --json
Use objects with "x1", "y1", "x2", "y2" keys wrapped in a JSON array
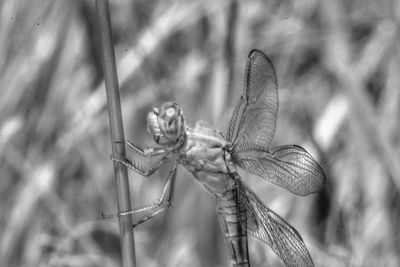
[{"x1": 166, "y1": 107, "x2": 175, "y2": 117}]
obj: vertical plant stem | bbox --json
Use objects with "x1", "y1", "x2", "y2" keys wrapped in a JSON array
[{"x1": 95, "y1": 1, "x2": 136, "y2": 266}]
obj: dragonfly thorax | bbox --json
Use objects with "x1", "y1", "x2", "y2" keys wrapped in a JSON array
[{"x1": 147, "y1": 101, "x2": 186, "y2": 147}]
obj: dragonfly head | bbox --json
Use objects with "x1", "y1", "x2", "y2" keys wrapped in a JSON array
[{"x1": 147, "y1": 101, "x2": 186, "y2": 147}]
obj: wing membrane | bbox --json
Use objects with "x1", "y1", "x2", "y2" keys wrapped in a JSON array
[
  {"x1": 236, "y1": 180, "x2": 314, "y2": 267},
  {"x1": 234, "y1": 145, "x2": 326, "y2": 196},
  {"x1": 227, "y1": 49, "x2": 278, "y2": 151}
]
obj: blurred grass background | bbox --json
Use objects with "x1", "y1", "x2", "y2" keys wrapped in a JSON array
[{"x1": 0, "y1": 0, "x2": 399, "y2": 266}]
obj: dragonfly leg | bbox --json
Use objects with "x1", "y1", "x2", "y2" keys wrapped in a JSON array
[
  {"x1": 111, "y1": 154, "x2": 169, "y2": 176},
  {"x1": 118, "y1": 140, "x2": 167, "y2": 157},
  {"x1": 102, "y1": 165, "x2": 177, "y2": 228}
]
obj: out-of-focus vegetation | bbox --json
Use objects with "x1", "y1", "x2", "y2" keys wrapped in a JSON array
[{"x1": 0, "y1": 0, "x2": 399, "y2": 266}]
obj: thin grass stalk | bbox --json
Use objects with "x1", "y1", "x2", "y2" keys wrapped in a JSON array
[{"x1": 95, "y1": 1, "x2": 136, "y2": 266}]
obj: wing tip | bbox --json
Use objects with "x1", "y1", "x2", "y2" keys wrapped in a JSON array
[
  {"x1": 247, "y1": 49, "x2": 277, "y2": 78},
  {"x1": 248, "y1": 49, "x2": 273, "y2": 62},
  {"x1": 248, "y1": 49, "x2": 265, "y2": 59}
]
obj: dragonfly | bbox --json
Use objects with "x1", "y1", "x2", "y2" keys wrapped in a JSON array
[{"x1": 106, "y1": 49, "x2": 326, "y2": 267}]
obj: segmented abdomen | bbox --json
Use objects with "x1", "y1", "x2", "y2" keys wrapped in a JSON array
[{"x1": 216, "y1": 185, "x2": 250, "y2": 267}]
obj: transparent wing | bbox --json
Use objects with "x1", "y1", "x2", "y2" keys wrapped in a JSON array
[
  {"x1": 227, "y1": 49, "x2": 278, "y2": 151},
  {"x1": 234, "y1": 145, "x2": 326, "y2": 196},
  {"x1": 236, "y1": 180, "x2": 314, "y2": 267}
]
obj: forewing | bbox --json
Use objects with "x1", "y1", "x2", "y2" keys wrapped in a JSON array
[
  {"x1": 234, "y1": 145, "x2": 326, "y2": 196},
  {"x1": 227, "y1": 49, "x2": 278, "y2": 151},
  {"x1": 236, "y1": 180, "x2": 314, "y2": 267}
]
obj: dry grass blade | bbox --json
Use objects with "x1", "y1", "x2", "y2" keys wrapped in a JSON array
[{"x1": 95, "y1": 0, "x2": 136, "y2": 266}]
